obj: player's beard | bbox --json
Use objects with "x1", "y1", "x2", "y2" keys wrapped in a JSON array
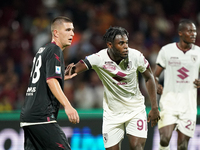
[{"x1": 121, "y1": 54, "x2": 128, "y2": 59}]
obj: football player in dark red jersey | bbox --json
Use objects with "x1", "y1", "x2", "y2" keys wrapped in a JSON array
[{"x1": 20, "y1": 16, "x2": 79, "y2": 150}]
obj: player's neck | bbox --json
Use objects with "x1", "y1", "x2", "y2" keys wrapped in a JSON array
[
  {"x1": 177, "y1": 42, "x2": 192, "y2": 52},
  {"x1": 107, "y1": 49, "x2": 122, "y2": 64},
  {"x1": 51, "y1": 39, "x2": 65, "y2": 51}
]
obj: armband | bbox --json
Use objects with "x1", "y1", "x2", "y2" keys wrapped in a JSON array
[{"x1": 83, "y1": 58, "x2": 92, "y2": 69}]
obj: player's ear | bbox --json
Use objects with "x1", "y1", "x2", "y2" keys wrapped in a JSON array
[
  {"x1": 53, "y1": 29, "x2": 59, "y2": 38},
  {"x1": 178, "y1": 31, "x2": 182, "y2": 37},
  {"x1": 107, "y1": 42, "x2": 112, "y2": 49}
]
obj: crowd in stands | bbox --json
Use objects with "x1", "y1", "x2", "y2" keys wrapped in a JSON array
[{"x1": 0, "y1": 0, "x2": 200, "y2": 111}]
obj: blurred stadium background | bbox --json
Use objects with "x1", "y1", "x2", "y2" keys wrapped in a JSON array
[{"x1": 0, "y1": 0, "x2": 200, "y2": 149}]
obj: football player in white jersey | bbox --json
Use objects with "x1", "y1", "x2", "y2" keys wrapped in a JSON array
[
  {"x1": 68, "y1": 26, "x2": 160, "y2": 150},
  {"x1": 154, "y1": 19, "x2": 200, "y2": 150}
]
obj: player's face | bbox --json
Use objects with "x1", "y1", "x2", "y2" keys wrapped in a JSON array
[
  {"x1": 111, "y1": 34, "x2": 128, "y2": 60},
  {"x1": 180, "y1": 23, "x2": 197, "y2": 44},
  {"x1": 58, "y1": 22, "x2": 74, "y2": 48}
]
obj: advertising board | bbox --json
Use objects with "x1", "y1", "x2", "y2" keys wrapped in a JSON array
[{"x1": 0, "y1": 109, "x2": 200, "y2": 150}]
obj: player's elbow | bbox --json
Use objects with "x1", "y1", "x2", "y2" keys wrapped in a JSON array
[{"x1": 46, "y1": 78, "x2": 58, "y2": 86}]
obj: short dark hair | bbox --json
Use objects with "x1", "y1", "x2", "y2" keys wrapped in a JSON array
[
  {"x1": 51, "y1": 16, "x2": 72, "y2": 32},
  {"x1": 178, "y1": 19, "x2": 195, "y2": 31},
  {"x1": 103, "y1": 26, "x2": 129, "y2": 43}
]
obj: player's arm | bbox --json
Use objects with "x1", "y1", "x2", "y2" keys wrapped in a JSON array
[
  {"x1": 72, "y1": 60, "x2": 89, "y2": 74},
  {"x1": 154, "y1": 64, "x2": 164, "y2": 95},
  {"x1": 68, "y1": 53, "x2": 100, "y2": 76},
  {"x1": 141, "y1": 66, "x2": 160, "y2": 127},
  {"x1": 47, "y1": 78, "x2": 79, "y2": 124},
  {"x1": 65, "y1": 60, "x2": 88, "y2": 79}
]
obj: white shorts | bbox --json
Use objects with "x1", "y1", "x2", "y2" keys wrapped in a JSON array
[
  {"x1": 102, "y1": 109, "x2": 147, "y2": 148},
  {"x1": 158, "y1": 110, "x2": 196, "y2": 137}
]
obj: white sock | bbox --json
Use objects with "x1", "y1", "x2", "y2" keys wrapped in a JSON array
[{"x1": 159, "y1": 144, "x2": 170, "y2": 150}]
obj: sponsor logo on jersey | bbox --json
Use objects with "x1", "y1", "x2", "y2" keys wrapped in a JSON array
[
  {"x1": 113, "y1": 76, "x2": 125, "y2": 82},
  {"x1": 105, "y1": 61, "x2": 114, "y2": 64},
  {"x1": 112, "y1": 71, "x2": 127, "y2": 82},
  {"x1": 113, "y1": 82, "x2": 127, "y2": 85},
  {"x1": 168, "y1": 57, "x2": 181, "y2": 66},
  {"x1": 103, "y1": 64, "x2": 116, "y2": 72},
  {"x1": 176, "y1": 80, "x2": 189, "y2": 83},
  {"x1": 116, "y1": 71, "x2": 126, "y2": 77},
  {"x1": 26, "y1": 87, "x2": 36, "y2": 96},
  {"x1": 191, "y1": 55, "x2": 197, "y2": 63},
  {"x1": 55, "y1": 66, "x2": 61, "y2": 74},
  {"x1": 54, "y1": 53, "x2": 60, "y2": 62},
  {"x1": 177, "y1": 67, "x2": 189, "y2": 80}
]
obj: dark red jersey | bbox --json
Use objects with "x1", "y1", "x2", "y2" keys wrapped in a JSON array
[{"x1": 20, "y1": 43, "x2": 65, "y2": 123}]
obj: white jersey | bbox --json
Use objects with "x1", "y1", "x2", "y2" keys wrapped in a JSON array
[
  {"x1": 156, "y1": 42, "x2": 200, "y2": 114},
  {"x1": 84, "y1": 48, "x2": 149, "y2": 114}
]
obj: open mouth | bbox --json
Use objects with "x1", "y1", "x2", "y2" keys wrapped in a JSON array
[
  {"x1": 123, "y1": 51, "x2": 128, "y2": 55},
  {"x1": 191, "y1": 38, "x2": 196, "y2": 42}
]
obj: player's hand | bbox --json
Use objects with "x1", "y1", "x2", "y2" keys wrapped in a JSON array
[
  {"x1": 64, "y1": 63, "x2": 77, "y2": 80},
  {"x1": 193, "y1": 79, "x2": 200, "y2": 88},
  {"x1": 147, "y1": 108, "x2": 160, "y2": 127},
  {"x1": 65, "y1": 106, "x2": 80, "y2": 124},
  {"x1": 157, "y1": 84, "x2": 163, "y2": 95}
]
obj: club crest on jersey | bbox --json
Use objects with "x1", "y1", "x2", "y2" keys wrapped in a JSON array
[
  {"x1": 191, "y1": 55, "x2": 197, "y2": 63},
  {"x1": 55, "y1": 66, "x2": 61, "y2": 74},
  {"x1": 127, "y1": 61, "x2": 132, "y2": 71}
]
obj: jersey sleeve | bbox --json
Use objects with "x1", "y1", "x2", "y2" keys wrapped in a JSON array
[
  {"x1": 85, "y1": 53, "x2": 101, "y2": 68},
  {"x1": 137, "y1": 52, "x2": 149, "y2": 73},
  {"x1": 156, "y1": 47, "x2": 166, "y2": 68},
  {"x1": 46, "y1": 46, "x2": 63, "y2": 80}
]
